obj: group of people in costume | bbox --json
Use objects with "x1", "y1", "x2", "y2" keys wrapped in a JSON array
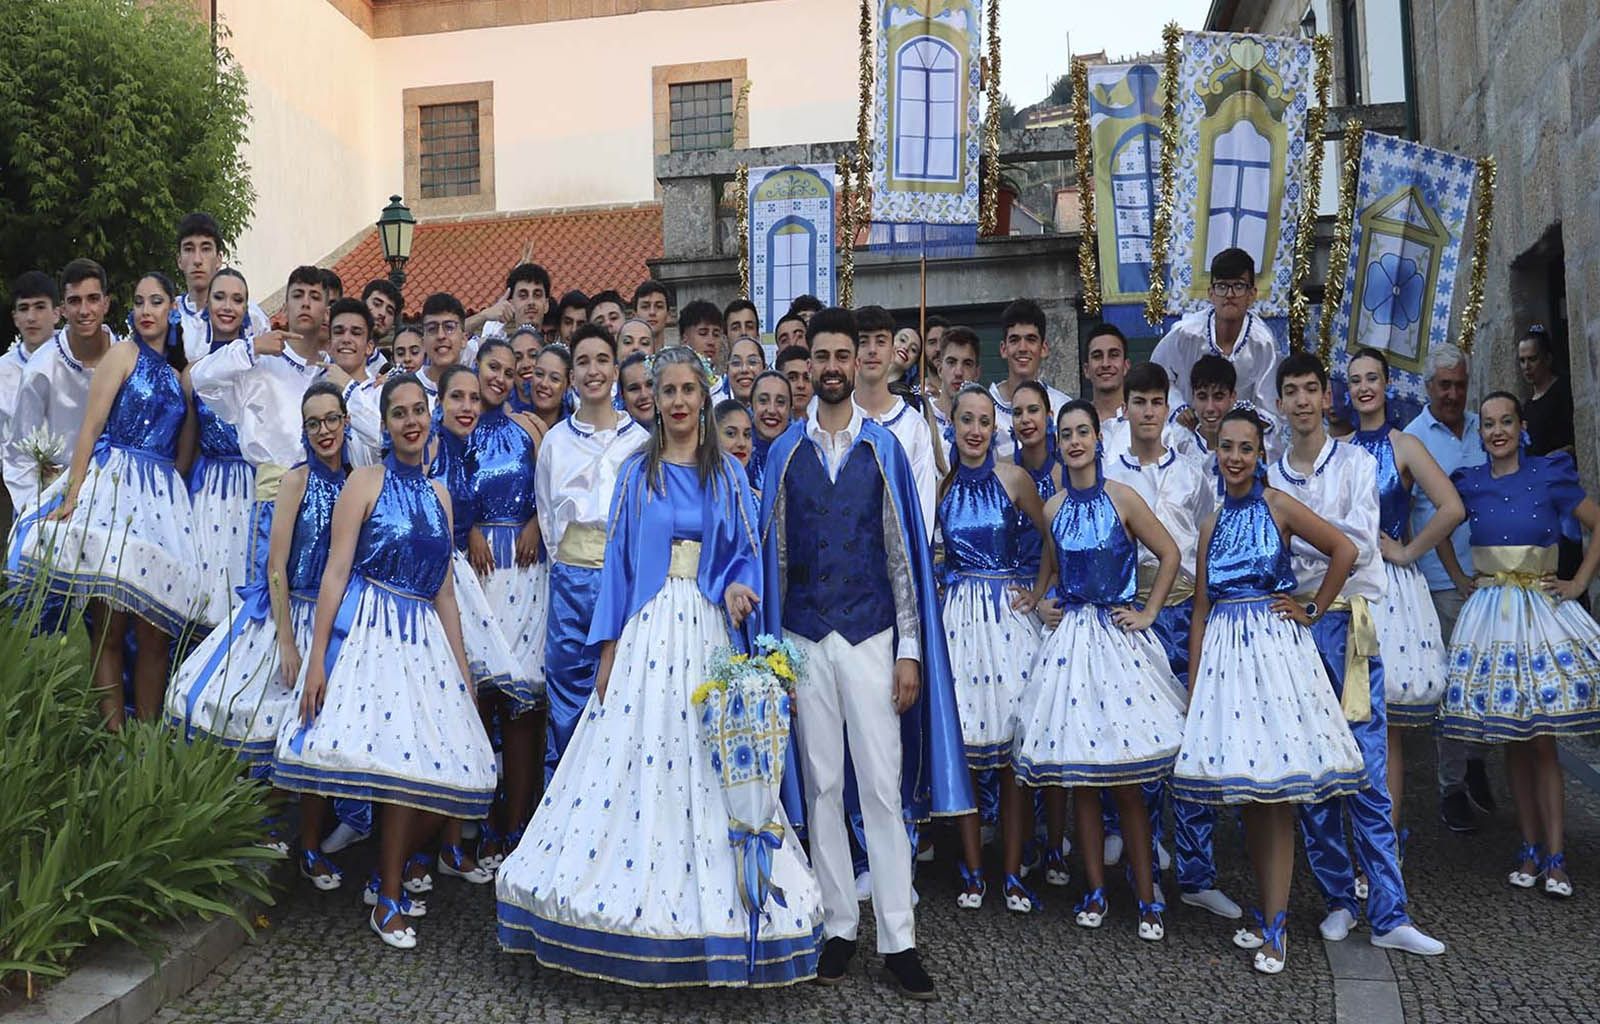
[{"x1": 6, "y1": 213, "x2": 1600, "y2": 992}]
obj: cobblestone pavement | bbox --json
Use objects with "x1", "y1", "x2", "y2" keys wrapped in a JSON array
[{"x1": 156, "y1": 732, "x2": 1600, "y2": 1024}]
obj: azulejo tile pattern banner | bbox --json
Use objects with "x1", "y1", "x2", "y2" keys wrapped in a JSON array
[{"x1": 747, "y1": 165, "x2": 836, "y2": 333}]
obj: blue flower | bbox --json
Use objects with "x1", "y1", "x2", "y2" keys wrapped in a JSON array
[
  {"x1": 1362, "y1": 252, "x2": 1425, "y2": 329},
  {"x1": 733, "y1": 743, "x2": 755, "y2": 770}
]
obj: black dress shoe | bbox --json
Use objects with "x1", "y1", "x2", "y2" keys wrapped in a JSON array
[
  {"x1": 1439, "y1": 790, "x2": 1478, "y2": 833},
  {"x1": 882, "y1": 948, "x2": 937, "y2": 1001},
  {"x1": 1465, "y1": 758, "x2": 1496, "y2": 814},
  {"x1": 816, "y1": 937, "x2": 856, "y2": 984}
]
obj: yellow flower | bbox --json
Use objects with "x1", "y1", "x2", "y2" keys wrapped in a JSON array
[
  {"x1": 729, "y1": 654, "x2": 749, "y2": 665},
  {"x1": 767, "y1": 651, "x2": 795, "y2": 681},
  {"x1": 691, "y1": 680, "x2": 725, "y2": 705}
]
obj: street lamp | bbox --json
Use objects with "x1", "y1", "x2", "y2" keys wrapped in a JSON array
[
  {"x1": 377, "y1": 195, "x2": 416, "y2": 293},
  {"x1": 1300, "y1": 5, "x2": 1318, "y2": 37}
]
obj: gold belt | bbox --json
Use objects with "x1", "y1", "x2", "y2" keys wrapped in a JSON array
[
  {"x1": 554, "y1": 524, "x2": 607, "y2": 569},
  {"x1": 1472, "y1": 544, "x2": 1558, "y2": 588},
  {"x1": 668, "y1": 540, "x2": 701, "y2": 579},
  {"x1": 253, "y1": 462, "x2": 287, "y2": 503},
  {"x1": 1297, "y1": 592, "x2": 1377, "y2": 724},
  {"x1": 1136, "y1": 563, "x2": 1195, "y2": 607}
]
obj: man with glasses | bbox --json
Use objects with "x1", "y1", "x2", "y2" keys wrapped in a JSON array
[{"x1": 1151, "y1": 247, "x2": 1282, "y2": 436}]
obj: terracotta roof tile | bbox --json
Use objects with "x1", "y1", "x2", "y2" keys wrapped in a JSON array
[{"x1": 329, "y1": 204, "x2": 663, "y2": 317}]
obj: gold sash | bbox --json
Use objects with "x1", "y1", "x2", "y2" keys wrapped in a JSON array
[
  {"x1": 1472, "y1": 544, "x2": 1558, "y2": 587},
  {"x1": 1136, "y1": 563, "x2": 1195, "y2": 607},
  {"x1": 668, "y1": 540, "x2": 701, "y2": 579},
  {"x1": 555, "y1": 524, "x2": 607, "y2": 569},
  {"x1": 253, "y1": 462, "x2": 288, "y2": 503},
  {"x1": 1297, "y1": 592, "x2": 1377, "y2": 723}
]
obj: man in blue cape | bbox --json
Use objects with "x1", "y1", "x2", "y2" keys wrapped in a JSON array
[{"x1": 758, "y1": 307, "x2": 972, "y2": 1001}]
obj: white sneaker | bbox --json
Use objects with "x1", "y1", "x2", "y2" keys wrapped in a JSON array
[
  {"x1": 322, "y1": 822, "x2": 370, "y2": 854},
  {"x1": 916, "y1": 843, "x2": 936, "y2": 863},
  {"x1": 1371, "y1": 924, "x2": 1445, "y2": 956},
  {"x1": 1319, "y1": 907, "x2": 1357, "y2": 942},
  {"x1": 1180, "y1": 888, "x2": 1243, "y2": 920},
  {"x1": 1156, "y1": 841, "x2": 1172, "y2": 873},
  {"x1": 855, "y1": 870, "x2": 872, "y2": 902},
  {"x1": 1103, "y1": 834, "x2": 1124, "y2": 867}
]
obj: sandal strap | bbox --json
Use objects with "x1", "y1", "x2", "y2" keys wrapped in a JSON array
[
  {"x1": 1516, "y1": 841, "x2": 1543, "y2": 864},
  {"x1": 957, "y1": 862, "x2": 985, "y2": 890},
  {"x1": 442, "y1": 843, "x2": 468, "y2": 870},
  {"x1": 1261, "y1": 909, "x2": 1288, "y2": 952},
  {"x1": 371, "y1": 894, "x2": 407, "y2": 930},
  {"x1": 1003, "y1": 872, "x2": 1039, "y2": 907},
  {"x1": 1074, "y1": 887, "x2": 1105, "y2": 915},
  {"x1": 1543, "y1": 852, "x2": 1567, "y2": 872},
  {"x1": 302, "y1": 849, "x2": 340, "y2": 876},
  {"x1": 1137, "y1": 899, "x2": 1166, "y2": 918},
  {"x1": 405, "y1": 851, "x2": 433, "y2": 872}
]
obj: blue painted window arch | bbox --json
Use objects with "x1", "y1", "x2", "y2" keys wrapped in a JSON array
[
  {"x1": 893, "y1": 36, "x2": 960, "y2": 182},
  {"x1": 766, "y1": 214, "x2": 816, "y2": 323}
]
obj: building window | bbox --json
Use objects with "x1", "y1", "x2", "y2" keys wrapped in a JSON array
[
  {"x1": 419, "y1": 101, "x2": 481, "y2": 198},
  {"x1": 767, "y1": 217, "x2": 816, "y2": 317},
  {"x1": 1206, "y1": 120, "x2": 1273, "y2": 267},
  {"x1": 892, "y1": 36, "x2": 960, "y2": 182},
  {"x1": 669, "y1": 80, "x2": 734, "y2": 152}
]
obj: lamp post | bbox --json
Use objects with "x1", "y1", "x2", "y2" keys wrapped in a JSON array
[
  {"x1": 377, "y1": 194, "x2": 416, "y2": 295},
  {"x1": 1300, "y1": 6, "x2": 1317, "y2": 38}
]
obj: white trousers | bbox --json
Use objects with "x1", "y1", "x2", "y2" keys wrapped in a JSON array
[{"x1": 790, "y1": 628, "x2": 914, "y2": 953}]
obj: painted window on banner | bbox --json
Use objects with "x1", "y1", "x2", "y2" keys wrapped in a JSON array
[
  {"x1": 893, "y1": 36, "x2": 960, "y2": 182},
  {"x1": 768, "y1": 217, "x2": 815, "y2": 318},
  {"x1": 1206, "y1": 120, "x2": 1272, "y2": 267}
]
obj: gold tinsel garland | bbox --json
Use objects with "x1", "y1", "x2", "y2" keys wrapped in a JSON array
[
  {"x1": 1316, "y1": 121, "x2": 1364, "y2": 365},
  {"x1": 979, "y1": 0, "x2": 1003, "y2": 236},
  {"x1": 1145, "y1": 22, "x2": 1182, "y2": 326},
  {"x1": 735, "y1": 163, "x2": 750, "y2": 299},
  {"x1": 854, "y1": 0, "x2": 873, "y2": 234},
  {"x1": 1072, "y1": 58, "x2": 1099, "y2": 315},
  {"x1": 1458, "y1": 157, "x2": 1496, "y2": 357},
  {"x1": 836, "y1": 157, "x2": 856, "y2": 308},
  {"x1": 1288, "y1": 35, "x2": 1332, "y2": 349}
]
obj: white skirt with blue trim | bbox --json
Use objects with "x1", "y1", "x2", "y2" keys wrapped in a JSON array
[
  {"x1": 943, "y1": 575, "x2": 1040, "y2": 771},
  {"x1": 1171, "y1": 597, "x2": 1365, "y2": 805},
  {"x1": 477, "y1": 523, "x2": 548, "y2": 701},
  {"x1": 271, "y1": 576, "x2": 497, "y2": 819},
  {"x1": 1376, "y1": 559, "x2": 1448, "y2": 726},
  {"x1": 1012, "y1": 602, "x2": 1187, "y2": 788},
  {"x1": 9, "y1": 446, "x2": 202, "y2": 635},
  {"x1": 495, "y1": 578, "x2": 821, "y2": 988},
  {"x1": 451, "y1": 549, "x2": 538, "y2": 714},
  {"x1": 189, "y1": 455, "x2": 255, "y2": 628}
]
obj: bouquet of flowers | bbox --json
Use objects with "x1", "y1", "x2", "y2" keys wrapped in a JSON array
[
  {"x1": 21, "y1": 424, "x2": 65, "y2": 492},
  {"x1": 691, "y1": 633, "x2": 804, "y2": 973}
]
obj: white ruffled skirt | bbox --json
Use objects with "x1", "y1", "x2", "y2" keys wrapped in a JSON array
[
  {"x1": 189, "y1": 455, "x2": 255, "y2": 628},
  {"x1": 10, "y1": 446, "x2": 201, "y2": 635},
  {"x1": 1375, "y1": 560, "x2": 1447, "y2": 725},
  {"x1": 451, "y1": 550, "x2": 538, "y2": 713},
  {"x1": 272, "y1": 577, "x2": 497, "y2": 818},
  {"x1": 1013, "y1": 603, "x2": 1186, "y2": 787},
  {"x1": 1171, "y1": 597, "x2": 1367, "y2": 805},
  {"x1": 942, "y1": 576, "x2": 1039, "y2": 770},
  {"x1": 495, "y1": 578, "x2": 822, "y2": 987},
  {"x1": 478, "y1": 523, "x2": 548, "y2": 701}
]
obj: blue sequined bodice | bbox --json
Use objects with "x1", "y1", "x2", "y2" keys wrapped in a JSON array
[
  {"x1": 1206, "y1": 482, "x2": 1297, "y2": 599},
  {"x1": 288, "y1": 457, "x2": 346, "y2": 595},
  {"x1": 102, "y1": 339, "x2": 185, "y2": 458},
  {"x1": 1014, "y1": 450, "x2": 1060, "y2": 575},
  {"x1": 352, "y1": 456, "x2": 451, "y2": 598},
  {"x1": 195, "y1": 396, "x2": 243, "y2": 460},
  {"x1": 1351, "y1": 427, "x2": 1410, "y2": 540},
  {"x1": 1050, "y1": 466, "x2": 1135, "y2": 605},
  {"x1": 429, "y1": 423, "x2": 477, "y2": 550},
  {"x1": 468, "y1": 407, "x2": 536, "y2": 526},
  {"x1": 939, "y1": 456, "x2": 1026, "y2": 580}
]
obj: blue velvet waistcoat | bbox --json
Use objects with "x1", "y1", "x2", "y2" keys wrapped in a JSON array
[{"x1": 781, "y1": 442, "x2": 895, "y2": 645}]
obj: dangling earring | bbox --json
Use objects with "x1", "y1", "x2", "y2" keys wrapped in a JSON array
[{"x1": 698, "y1": 408, "x2": 706, "y2": 447}]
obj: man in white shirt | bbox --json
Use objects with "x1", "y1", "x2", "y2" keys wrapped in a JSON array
[
  {"x1": 1151, "y1": 247, "x2": 1281, "y2": 431},
  {"x1": 466, "y1": 263, "x2": 553, "y2": 348},
  {"x1": 174, "y1": 213, "x2": 269, "y2": 364},
  {"x1": 631, "y1": 280, "x2": 672, "y2": 351},
  {"x1": 1085, "y1": 323, "x2": 1132, "y2": 459},
  {"x1": 1, "y1": 272, "x2": 62, "y2": 518},
  {"x1": 853, "y1": 305, "x2": 936, "y2": 528},
  {"x1": 5, "y1": 260, "x2": 117, "y2": 513},
  {"x1": 1268, "y1": 353, "x2": 1443, "y2": 957},
  {"x1": 987, "y1": 299, "x2": 1072, "y2": 457}
]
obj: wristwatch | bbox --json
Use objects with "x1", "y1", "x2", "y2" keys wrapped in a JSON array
[{"x1": 1303, "y1": 600, "x2": 1320, "y2": 621}]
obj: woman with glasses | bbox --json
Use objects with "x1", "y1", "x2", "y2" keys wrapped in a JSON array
[{"x1": 719, "y1": 336, "x2": 766, "y2": 406}]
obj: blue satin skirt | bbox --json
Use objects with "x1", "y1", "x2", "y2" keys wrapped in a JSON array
[{"x1": 543, "y1": 561, "x2": 602, "y2": 784}]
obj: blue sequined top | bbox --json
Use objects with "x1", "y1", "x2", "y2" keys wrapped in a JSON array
[
  {"x1": 1206, "y1": 481, "x2": 1296, "y2": 599},
  {"x1": 939, "y1": 454, "x2": 1027, "y2": 582},
  {"x1": 1013, "y1": 448, "x2": 1061, "y2": 577},
  {"x1": 428, "y1": 419, "x2": 477, "y2": 551},
  {"x1": 1350, "y1": 427, "x2": 1409, "y2": 540},
  {"x1": 468, "y1": 406, "x2": 537, "y2": 527},
  {"x1": 1452, "y1": 452, "x2": 1586, "y2": 549},
  {"x1": 1050, "y1": 464, "x2": 1135, "y2": 605},
  {"x1": 351, "y1": 455, "x2": 451, "y2": 599},
  {"x1": 287, "y1": 450, "x2": 347, "y2": 596},
  {"x1": 101, "y1": 338, "x2": 185, "y2": 459},
  {"x1": 195, "y1": 397, "x2": 243, "y2": 460}
]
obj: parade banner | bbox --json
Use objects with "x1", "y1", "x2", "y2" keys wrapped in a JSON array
[
  {"x1": 1165, "y1": 31, "x2": 1314, "y2": 316},
  {"x1": 1328, "y1": 132, "x2": 1479, "y2": 423},
  {"x1": 869, "y1": 0, "x2": 983, "y2": 252},
  {"x1": 1087, "y1": 62, "x2": 1165, "y2": 309},
  {"x1": 746, "y1": 164, "x2": 837, "y2": 332}
]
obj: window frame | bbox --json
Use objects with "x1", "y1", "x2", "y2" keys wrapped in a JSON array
[{"x1": 403, "y1": 81, "x2": 495, "y2": 217}]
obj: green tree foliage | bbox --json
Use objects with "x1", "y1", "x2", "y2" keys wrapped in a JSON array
[
  {"x1": 1048, "y1": 72, "x2": 1073, "y2": 107},
  {"x1": 0, "y1": 0, "x2": 253, "y2": 305}
]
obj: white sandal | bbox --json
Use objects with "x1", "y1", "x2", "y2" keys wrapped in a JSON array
[
  {"x1": 364, "y1": 877, "x2": 428, "y2": 917},
  {"x1": 1508, "y1": 843, "x2": 1541, "y2": 889},
  {"x1": 299, "y1": 850, "x2": 342, "y2": 892},
  {"x1": 369, "y1": 896, "x2": 418, "y2": 950},
  {"x1": 1253, "y1": 911, "x2": 1288, "y2": 975},
  {"x1": 438, "y1": 844, "x2": 495, "y2": 885},
  {"x1": 1074, "y1": 888, "x2": 1106, "y2": 929}
]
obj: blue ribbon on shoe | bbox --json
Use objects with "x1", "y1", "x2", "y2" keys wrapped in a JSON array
[{"x1": 729, "y1": 821, "x2": 788, "y2": 973}]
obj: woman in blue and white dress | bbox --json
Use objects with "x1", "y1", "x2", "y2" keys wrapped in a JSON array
[
  {"x1": 496, "y1": 346, "x2": 822, "y2": 988},
  {"x1": 1344, "y1": 348, "x2": 1464, "y2": 829},
  {"x1": 11, "y1": 271, "x2": 200, "y2": 726},
  {"x1": 273, "y1": 374, "x2": 497, "y2": 950},
  {"x1": 183, "y1": 268, "x2": 256, "y2": 629},
  {"x1": 1171, "y1": 409, "x2": 1366, "y2": 975},
  {"x1": 1437, "y1": 391, "x2": 1600, "y2": 900},
  {"x1": 1012, "y1": 399, "x2": 1185, "y2": 942},
  {"x1": 166, "y1": 381, "x2": 349, "y2": 781},
  {"x1": 938, "y1": 385, "x2": 1053, "y2": 914}
]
